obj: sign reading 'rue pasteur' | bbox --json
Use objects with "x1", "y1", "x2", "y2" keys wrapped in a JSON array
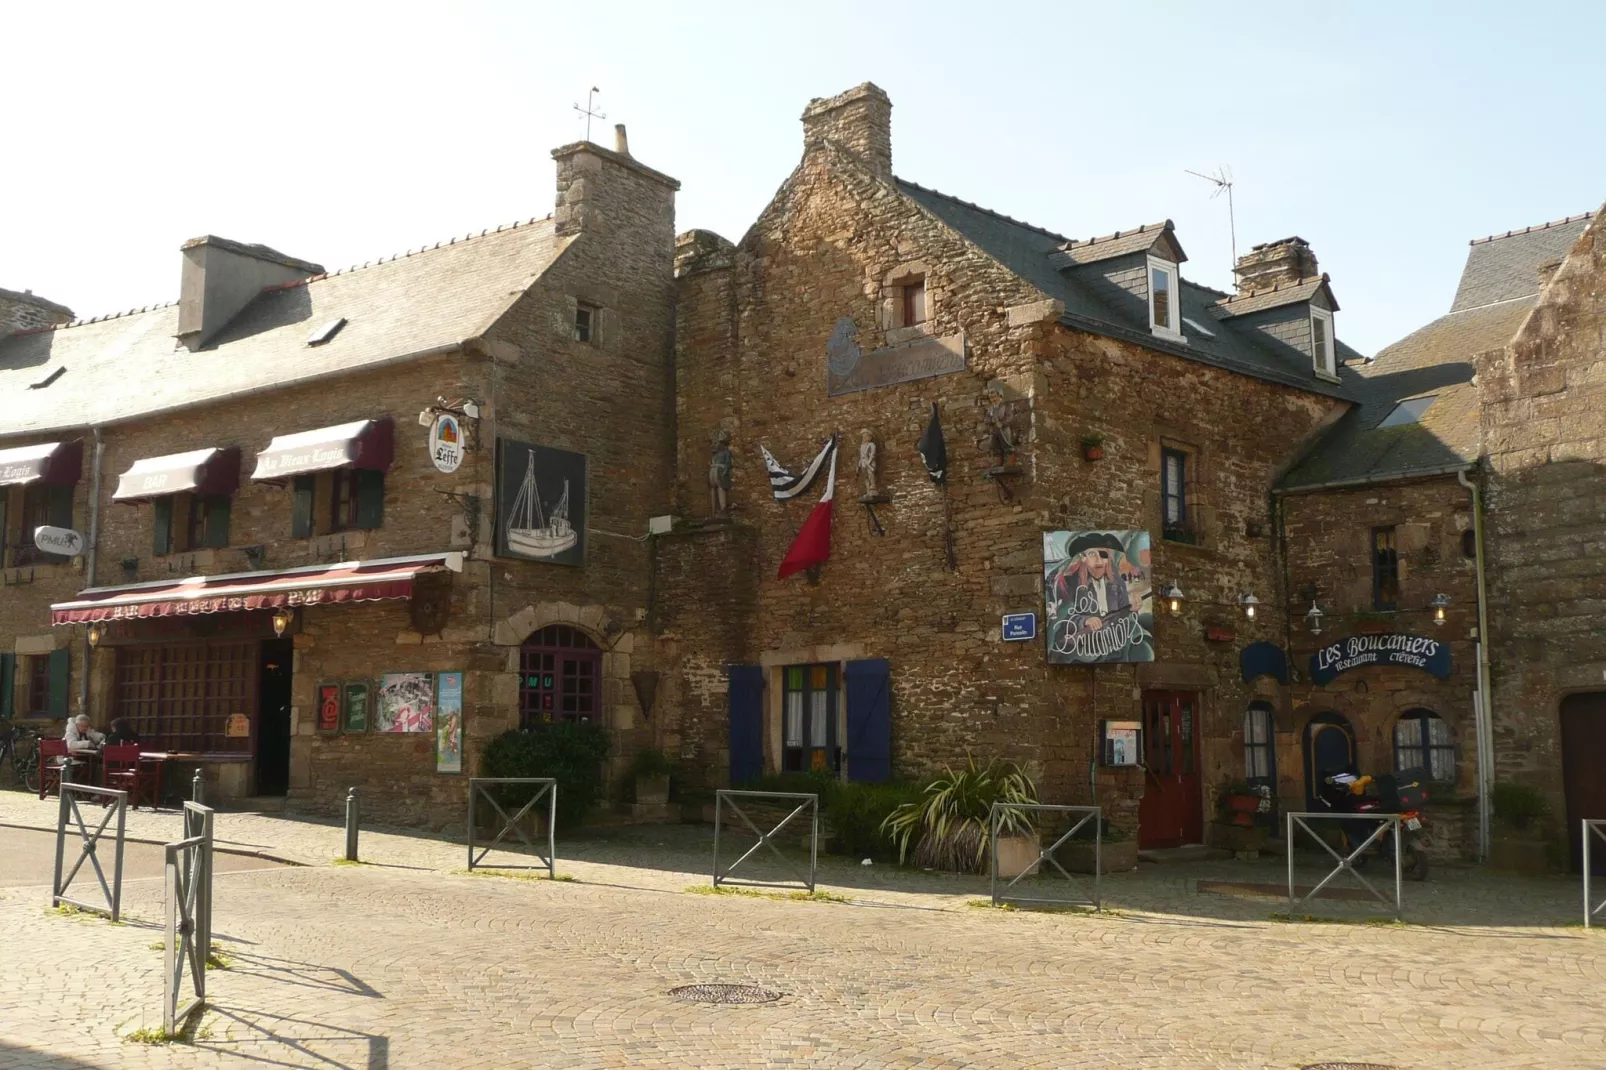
[{"x1": 1308, "y1": 633, "x2": 1452, "y2": 686}]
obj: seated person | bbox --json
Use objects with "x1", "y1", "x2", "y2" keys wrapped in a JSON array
[
  {"x1": 64, "y1": 714, "x2": 105, "y2": 753},
  {"x1": 105, "y1": 717, "x2": 141, "y2": 746}
]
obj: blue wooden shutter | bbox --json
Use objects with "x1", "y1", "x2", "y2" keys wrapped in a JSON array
[
  {"x1": 844, "y1": 658, "x2": 892, "y2": 783},
  {"x1": 0, "y1": 652, "x2": 13, "y2": 720},
  {"x1": 48, "y1": 648, "x2": 70, "y2": 719},
  {"x1": 727, "y1": 664, "x2": 764, "y2": 786}
]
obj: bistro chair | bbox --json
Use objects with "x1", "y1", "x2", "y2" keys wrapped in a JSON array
[
  {"x1": 101, "y1": 744, "x2": 150, "y2": 807},
  {"x1": 37, "y1": 739, "x2": 69, "y2": 800}
]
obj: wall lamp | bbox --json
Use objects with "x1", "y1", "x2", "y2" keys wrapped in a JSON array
[
  {"x1": 1304, "y1": 601, "x2": 1325, "y2": 636},
  {"x1": 1431, "y1": 592, "x2": 1450, "y2": 626},
  {"x1": 1239, "y1": 592, "x2": 1260, "y2": 621},
  {"x1": 1162, "y1": 583, "x2": 1185, "y2": 615}
]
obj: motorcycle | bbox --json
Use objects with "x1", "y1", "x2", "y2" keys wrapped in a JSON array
[{"x1": 1315, "y1": 769, "x2": 1431, "y2": 881}]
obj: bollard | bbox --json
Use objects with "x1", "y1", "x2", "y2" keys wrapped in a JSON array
[
  {"x1": 192, "y1": 770, "x2": 204, "y2": 805},
  {"x1": 344, "y1": 787, "x2": 360, "y2": 862}
]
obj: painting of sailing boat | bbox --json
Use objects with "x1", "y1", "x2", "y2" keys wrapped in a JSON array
[{"x1": 495, "y1": 439, "x2": 587, "y2": 566}]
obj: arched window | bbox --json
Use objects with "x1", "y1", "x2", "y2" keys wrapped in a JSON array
[
  {"x1": 1243, "y1": 702, "x2": 1275, "y2": 785},
  {"x1": 519, "y1": 625, "x2": 601, "y2": 728},
  {"x1": 1394, "y1": 709, "x2": 1454, "y2": 783}
]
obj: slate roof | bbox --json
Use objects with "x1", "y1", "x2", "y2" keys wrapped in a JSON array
[
  {"x1": 0, "y1": 218, "x2": 567, "y2": 438},
  {"x1": 1282, "y1": 211, "x2": 1592, "y2": 488},
  {"x1": 1214, "y1": 275, "x2": 1337, "y2": 318},
  {"x1": 1050, "y1": 221, "x2": 1185, "y2": 267},
  {"x1": 896, "y1": 179, "x2": 1356, "y2": 398}
]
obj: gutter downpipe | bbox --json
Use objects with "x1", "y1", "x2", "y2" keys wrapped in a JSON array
[
  {"x1": 79, "y1": 426, "x2": 104, "y2": 715},
  {"x1": 1459, "y1": 466, "x2": 1494, "y2": 863}
]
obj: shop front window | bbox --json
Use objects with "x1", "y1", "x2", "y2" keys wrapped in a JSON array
[
  {"x1": 519, "y1": 625, "x2": 601, "y2": 728},
  {"x1": 1394, "y1": 708, "x2": 1454, "y2": 784}
]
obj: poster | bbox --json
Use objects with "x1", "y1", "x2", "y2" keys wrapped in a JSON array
[
  {"x1": 376, "y1": 672, "x2": 435, "y2": 733},
  {"x1": 495, "y1": 438, "x2": 587, "y2": 566},
  {"x1": 343, "y1": 682, "x2": 370, "y2": 733},
  {"x1": 1043, "y1": 530, "x2": 1155, "y2": 665},
  {"x1": 316, "y1": 683, "x2": 342, "y2": 733},
  {"x1": 435, "y1": 671, "x2": 464, "y2": 774}
]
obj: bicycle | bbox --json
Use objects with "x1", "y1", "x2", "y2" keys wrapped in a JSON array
[{"x1": 0, "y1": 719, "x2": 42, "y2": 794}]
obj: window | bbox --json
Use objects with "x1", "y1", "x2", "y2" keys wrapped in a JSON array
[
  {"x1": 901, "y1": 278, "x2": 927, "y2": 327},
  {"x1": 1161, "y1": 447, "x2": 1193, "y2": 543},
  {"x1": 1378, "y1": 396, "x2": 1436, "y2": 428},
  {"x1": 187, "y1": 495, "x2": 231, "y2": 550},
  {"x1": 574, "y1": 303, "x2": 597, "y2": 344},
  {"x1": 782, "y1": 663, "x2": 838, "y2": 774},
  {"x1": 1311, "y1": 309, "x2": 1336, "y2": 377},
  {"x1": 112, "y1": 641, "x2": 254, "y2": 753},
  {"x1": 332, "y1": 470, "x2": 360, "y2": 532},
  {"x1": 26, "y1": 655, "x2": 52, "y2": 719},
  {"x1": 155, "y1": 493, "x2": 231, "y2": 555},
  {"x1": 14, "y1": 483, "x2": 73, "y2": 565},
  {"x1": 1372, "y1": 526, "x2": 1399, "y2": 610},
  {"x1": 1148, "y1": 258, "x2": 1180, "y2": 337},
  {"x1": 1394, "y1": 709, "x2": 1454, "y2": 783},
  {"x1": 1181, "y1": 316, "x2": 1215, "y2": 338},
  {"x1": 519, "y1": 625, "x2": 601, "y2": 727},
  {"x1": 328, "y1": 470, "x2": 384, "y2": 534},
  {"x1": 1244, "y1": 704, "x2": 1275, "y2": 782}
]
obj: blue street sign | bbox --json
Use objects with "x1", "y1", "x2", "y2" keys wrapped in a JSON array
[{"x1": 1002, "y1": 612, "x2": 1037, "y2": 642}]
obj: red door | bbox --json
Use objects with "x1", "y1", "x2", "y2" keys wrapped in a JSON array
[
  {"x1": 1138, "y1": 691, "x2": 1203, "y2": 848},
  {"x1": 1560, "y1": 693, "x2": 1606, "y2": 875}
]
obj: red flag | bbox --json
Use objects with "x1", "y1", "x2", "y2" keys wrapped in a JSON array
[{"x1": 777, "y1": 445, "x2": 837, "y2": 579}]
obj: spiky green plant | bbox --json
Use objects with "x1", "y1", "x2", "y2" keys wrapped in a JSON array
[{"x1": 881, "y1": 757, "x2": 1039, "y2": 873}]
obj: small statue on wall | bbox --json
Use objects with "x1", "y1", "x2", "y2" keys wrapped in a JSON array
[
  {"x1": 986, "y1": 385, "x2": 1022, "y2": 466},
  {"x1": 708, "y1": 428, "x2": 733, "y2": 519},
  {"x1": 857, "y1": 429, "x2": 880, "y2": 498}
]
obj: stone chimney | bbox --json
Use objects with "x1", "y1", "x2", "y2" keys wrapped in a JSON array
[
  {"x1": 0, "y1": 287, "x2": 74, "y2": 336},
  {"x1": 1233, "y1": 236, "x2": 1320, "y2": 295},
  {"x1": 614, "y1": 123, "x2": 630, "y2": 156},
  {"x1": 801, "y1": 82, "x2": 892, "y2": 180},
  {"x1": 552, "y1": 139, "x2": 680, "y2": 240},
  {"x1": 177, "y1": 236, "x2": 324, "y2": 350}
]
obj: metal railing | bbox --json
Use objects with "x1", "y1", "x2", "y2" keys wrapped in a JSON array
[
  {"x1": 467, "y1": 777, "x2": 556, "y2": 876},
  {"x1": 989, "y1": 803, "x2": 1103, "y2": 911},
  {"x1": 1286, "y1": 811, "x2": 1403, "y2": 921},
  {"x1": 52, "y1": 781, "x2": 128, "y2": 921},
  {"x1": 163, "y1": 802, "x2": 214, "y2": 1035},
  {"x1": 712, "y1": 790, "x2": 818, "y2": 893},
  {"x1": 1585, "y1": 819, "x2": 1606, "y2": 928}
]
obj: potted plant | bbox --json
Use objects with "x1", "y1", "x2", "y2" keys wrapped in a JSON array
[
  {"x1": 1217, "y1": 777, "x2": 1261, "y2": 828},
  {"x1": 1054, "y1": 817, "x2": 1138, "y2": 874},
  {"x1": 630, "y1": 747, "x2": 675, "y2": 811},
  {"x1": 1489, "y1": 781, "x2": 1551, "y2": 874},
  {"x1": 1080, "y1": 433, "x2": 1105, "y2": 462},
  {"x1": 881, "y1": 758, "x2": 1039, "y2": 876}
]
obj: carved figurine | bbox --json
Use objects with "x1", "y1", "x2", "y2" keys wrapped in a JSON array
[
  {"x1": 986, "y1": 386, "x2": 1021, "y2": 465},
  {"x1": 857, "y1": 429, "x2": 879, "y2": 498},
  {"x1": 708, "y1": 428, "x2": 733, "y2": 518}
]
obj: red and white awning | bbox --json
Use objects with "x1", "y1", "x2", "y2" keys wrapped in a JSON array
[
  {"x1": 51, "y1": 552, "x2": 462, "y2": 625},
  {"x1": 112, "y1": 446, "x2": 241, "y2": 503},
  {"x1": 0, "y1": 440, "x2": 84, "y2": 487},
  {"x1": 251, "y1": 417, "x2": 393, "y2": 483}
]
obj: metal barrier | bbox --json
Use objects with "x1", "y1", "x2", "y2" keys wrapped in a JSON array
[
  {"x1": 163, "y1": 801, "x2": 214, "y2": 1035},
  {"x1": 1286, "y1": 811, "x2": 1403, "y2": 921},
  {"x1": 989, "y1": 803, "x2": 1103, "y2": 911},
  {"x1": 712, "y1": 790, "x2": 818, "y2": 893},
  {"x1": 467, "y1": 777, "x2": 556, "y2": 876},
  {"x1": 52, "y1": 781, "x2": 128, "y2": 921},
  {"x1": 1585, "y1": 819, "x2": 1606, "y2": 928}
]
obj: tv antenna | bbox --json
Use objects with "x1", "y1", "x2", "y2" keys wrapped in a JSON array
[
  {"x1": 573, "y1": 87, "x2": 605, "y2": 141},
  {"x1": 1186, "y1": 166, "x2": 1237, "y2": 275}
]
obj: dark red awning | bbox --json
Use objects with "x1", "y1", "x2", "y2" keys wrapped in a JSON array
[
  {"x1": 250, "y1": 417, "x2": 393, "y2": 483},
  {"x1": 112, "y1": 446, "x2": 241, "y2": 503},
  {"x1": 51, "y1": 552, "x2": 460, "y2": 625},
  {"x1": 0, "y1": 440, "x2": 83, "y2": 487}
]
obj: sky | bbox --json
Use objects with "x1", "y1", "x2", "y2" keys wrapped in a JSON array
[{"x1": 2, "y1": 1, "x2": 1603, "y2": 356}]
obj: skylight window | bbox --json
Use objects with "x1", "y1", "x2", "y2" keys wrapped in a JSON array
[
  {"x1": 307, "y1": 317, "x2": 348, "y2": 346},
  {"x1": 1181, "y1": 316, "x2": 1215, "y2": 338},
  {"x1": 1378, "y1": 396, "x2": 1437, "y2": 428}
]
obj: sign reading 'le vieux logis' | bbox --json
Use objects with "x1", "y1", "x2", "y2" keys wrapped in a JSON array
[{"x1": 1309, "y1": 633, "x2": 1452, "y2": 686}]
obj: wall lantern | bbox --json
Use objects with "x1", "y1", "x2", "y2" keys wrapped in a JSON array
[
  {"x1": 272, "y1": 608, "x2": 293, "y2": 637},
  {"x1": 1304, "y1": 601, "x2": 1324, "y2": 635},
  {"x1": 86, "y1": 622, "x2": 104, "y2": 648},
  {"x1": 1162, "y1": 583, "x2": 1185, "y2": 615},
  {"x1": 1431, "y1": 593, "x2": 1450, "y2": 627},
  {"x1": 1239, "y1": 592, "x2": 1260, "y2": 621}
]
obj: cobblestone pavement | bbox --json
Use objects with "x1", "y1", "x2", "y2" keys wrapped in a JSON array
[{"x1": 1, "y1": 788, "x2": 1602, "y2": 1069}]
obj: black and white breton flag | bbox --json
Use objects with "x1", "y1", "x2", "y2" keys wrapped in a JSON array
[
  {"x1": 917, "y1": 402, "x2": 947, "y2": 483},
  {"x1": 761, "y1": 436, "x2": 837, "y2": 501}
]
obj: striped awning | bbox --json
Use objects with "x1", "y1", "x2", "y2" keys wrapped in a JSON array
[
  {"x1": 251, "y1": 417, "x2": 393, "y2": 483},
  {"x1": 0, "y1": 440, "x2": 83, "y2": 487},
  {"x1": 112, "y1": 447, "x2": 241, "y2": 503}
]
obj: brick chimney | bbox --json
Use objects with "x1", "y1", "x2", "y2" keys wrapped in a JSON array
[
  {"x1": 1233, "y1": 236, "x2": 1319, "y2": 295},
  {"x1": 177, "y1": 236, "x2": 324, "y2": 350},
  {"x1": 801, "y1": 82, "x2": 893, "y2": 180},
  {"x1": 0, "y1": 286, "x2": 74, "y2": 336}
]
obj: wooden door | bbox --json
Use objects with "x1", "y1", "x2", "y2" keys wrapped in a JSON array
[
  {"x1": 1302, "y1": 712, "x2": 1356, "y2": 811},
  {"x1": 1560, "y1": 692, "x2": 1606, "y2": 875},
  {"x1": 1138, "y1": 691, "x2": 1203, "y2": 848}
]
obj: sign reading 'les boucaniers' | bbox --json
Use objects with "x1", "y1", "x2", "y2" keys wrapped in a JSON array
[{"x1": 1309, "y1": 633, "x2": 1451, "y2": 686}]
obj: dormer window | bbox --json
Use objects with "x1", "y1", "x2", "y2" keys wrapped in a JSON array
[
  {"x1": 901, "y1": 278, "x2": 927, "y2": 327},
  {"x1": 1311, "y1": 308, "x2": 1336, "y2": 378},
  {"x1": 1148, "y1": 257, "x2": 1181, "y2": 339}
]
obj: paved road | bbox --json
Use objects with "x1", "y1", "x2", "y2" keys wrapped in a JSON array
[
  {"x1": 1, "y1": 827, "x2": 285, "y2": 887},
  {"x1": 0, "y1": 789, "x2": 1601, "y2": 1069}
]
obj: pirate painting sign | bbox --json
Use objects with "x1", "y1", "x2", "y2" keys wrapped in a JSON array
[{"x1": 1043, "y1": 530, "x2": 1155, "y2": 664}]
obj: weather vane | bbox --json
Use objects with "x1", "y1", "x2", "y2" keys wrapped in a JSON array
[
  {"x1": 1186, "y1": 166, "x2": 1237, "y2": 276},
  {"x1": 573, "y1": 87, "x2": 605, "y2": 141}
]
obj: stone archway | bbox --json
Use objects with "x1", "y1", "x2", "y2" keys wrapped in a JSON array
[{"x1": 492, "y1": 602, "x2": 637, "y2": 733}]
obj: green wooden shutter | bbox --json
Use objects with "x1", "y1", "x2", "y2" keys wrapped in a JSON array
[
  {"x1": 48, "y1": 483, "x2": 74, "y2": 530},
  {"x1": 0, "y1": 653, "x2": 14, "y2": 720},
  {"x1": 48, "y1": 648, "x2": 70, "y2": 720},
  {"x1": 152, "y1": 497, "x2": 173, "y2": 555},
  {"x1": 206, "y1": 496, "x2": 231, "y2": 548},
  {"x1": 355, "y1": 470, "x2": 385, "y2": 530},
  {"x1": 291, "y1": 476, "x2": 315, "y2": 538}
]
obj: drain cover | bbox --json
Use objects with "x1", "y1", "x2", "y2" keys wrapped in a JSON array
[
  {"x1": 669, "y1": 983, "x2": 782, "y2": 1005},
  {"x1": 1301, "y1": 1064, "x2": 1397, "y2": 1070}
]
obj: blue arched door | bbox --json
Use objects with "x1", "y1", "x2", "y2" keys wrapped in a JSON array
[{"x1": 1302, "y1": 711, "x2": 1356, "y2": 811}]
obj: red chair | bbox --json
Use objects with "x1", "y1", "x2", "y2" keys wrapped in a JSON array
[
  {"x1": 101, "y1": 744, "x2": 146, "y2": 806},
  {"x1": 37, "y1": 739, "x2": 69, "y2": 800}
]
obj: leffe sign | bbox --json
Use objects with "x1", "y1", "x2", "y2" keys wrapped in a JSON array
[
  {"x1": 32, "y1": 526, "x2": 85, "y2": 557},
  {"x1": 1308, "y1": 633, "x2": 1452, "y2": 686}
]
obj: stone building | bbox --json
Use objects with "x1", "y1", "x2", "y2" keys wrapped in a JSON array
[
  {"x1": 659, "y1": 83, "x2": 1368, "y2": 847},
  {"x1": 0, "y1": 129, "x2": 678, "y2": 822}
]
